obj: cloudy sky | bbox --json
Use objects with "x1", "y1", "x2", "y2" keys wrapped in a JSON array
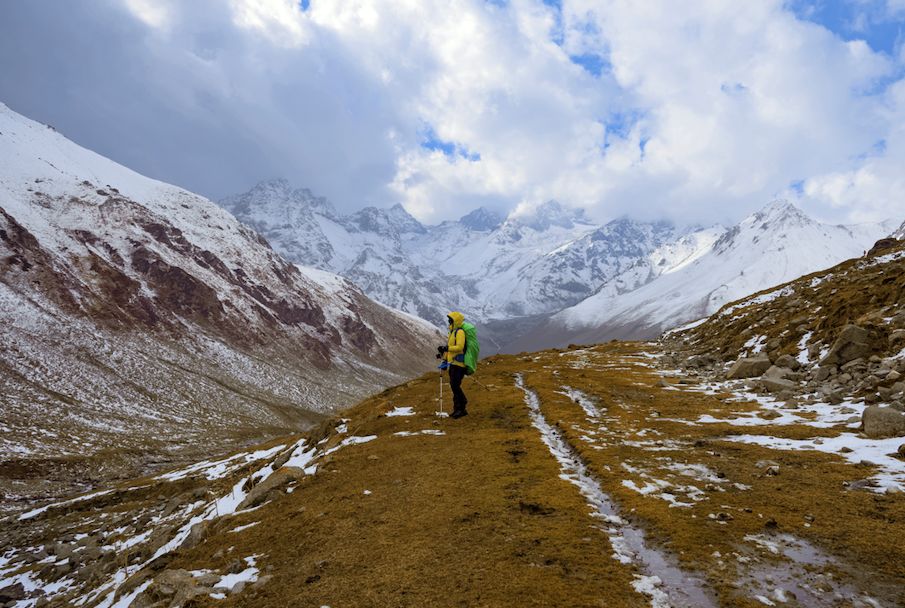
[{"x1": 1, "y1": 0, "x2": 904, "y2": 226}]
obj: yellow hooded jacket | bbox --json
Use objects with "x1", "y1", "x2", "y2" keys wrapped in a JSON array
[{"x1": 445, "y1": 311, "x2": 466, "y2": 368}]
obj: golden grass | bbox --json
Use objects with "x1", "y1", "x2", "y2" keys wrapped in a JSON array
[{"x1": 9, "y1": 341, "x2": 904, "y2": 606}]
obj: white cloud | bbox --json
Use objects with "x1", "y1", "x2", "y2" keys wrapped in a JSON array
[
  {"x1": 1, "y1": 0, "x2": 903, "y2": 226},
  {"x1": 124, "y1": 0, "x2": 170, "y2": 29}
]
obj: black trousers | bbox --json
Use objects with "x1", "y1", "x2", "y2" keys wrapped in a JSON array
[{"x1": 448, "y1": 365, "x2": 468, "y2": 411}]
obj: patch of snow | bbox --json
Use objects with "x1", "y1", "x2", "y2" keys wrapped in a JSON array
[
  {"x1": 385, "y1": 407, "x2": 415, "y2": 417},
  {"x1": 727, "y1": 434, "x2": 905, "y2": 492},
  {"x1": 18, "y1": 489, "x2": 114, "y2": 521},
  {"x1": 796, "y1": 332, "x2": 812, "y2": 366}
]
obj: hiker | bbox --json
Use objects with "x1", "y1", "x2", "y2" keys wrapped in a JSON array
[{"x1": 439, "y1": 311, "x2": 469, "y2": 419}]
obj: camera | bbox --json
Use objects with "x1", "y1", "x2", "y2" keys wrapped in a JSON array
[{"x1": 435, "y1": 345, "x2": 448, "y2": 359}]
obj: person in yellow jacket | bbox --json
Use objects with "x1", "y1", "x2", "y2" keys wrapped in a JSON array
[{"x1": 440, "y1": 311, "x2": 468, "y2": 419}]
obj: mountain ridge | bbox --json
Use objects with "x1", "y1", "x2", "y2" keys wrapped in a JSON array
[{"x1": 0, "y1": 103, "x2": 440, "y2": 507}]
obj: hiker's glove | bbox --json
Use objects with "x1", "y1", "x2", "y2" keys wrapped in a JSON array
[{"x1": 438, "y1": 361, "x2": 450, "y2": 370}]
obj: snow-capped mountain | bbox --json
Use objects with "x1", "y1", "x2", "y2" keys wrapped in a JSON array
[
  {"x1": 523, "y1": 200, "x2": 896, "y2": 348},
  {"x1": 891, "y1": 219, "x2": 905, "y2": 240},
  {"x1": 0, "y1": 103, "x2": 440, "y2": 474},
  {"x1": 220, "y1": 183, "x2": 689, "y2": 321}
]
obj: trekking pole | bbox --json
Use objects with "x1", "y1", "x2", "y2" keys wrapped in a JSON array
[
  {"x1": 439, "y1": 372, "x2": 444, "y2": 415},
  {"x1": 470, "y1": 375, "x2": 492, "y2": 391}
]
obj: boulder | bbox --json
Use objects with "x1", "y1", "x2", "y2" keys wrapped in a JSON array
[
  {"x1": 820, "y1": 325, "x2": 872, "y2": 366},
  {"x1": 760, "y1": 377, "x2": 797, "y2": 393},
  {"x1": 0, "y1": 583, "x2": 26, "y2": 603},
  {"x1": 237, "y1": 466, "x2": 306, "y2": 510},
  {"x1": 688, "y1": 354, "x2": 716, "y2": 368},
  {"x1": 774, "y1": 354, "x2": 801, "y2": 370},
  {"x1": 887, "y1": 370, "x2": 902, "y2": 383},
  {"x1": 178, "y1": 520, "x2": 210, "y2": 551},
  {"x1": 862, "y1": 406, "x2": 905, "y2": 438},
  {"x1": 890, "y1": 330, "x2": 905, "y2": 347},
  {"x1": 867, "y1": 237, "x2": 899, "y2": 256},
  {"x1": 727, "y1": 354, "x2": 771, "y2": 379},
  {"x1": 814, "y1": 366, "x2": 836, "y2": 381},
  {"x1": 763, "y1": 366, "x2": 792, "y2": 380}
]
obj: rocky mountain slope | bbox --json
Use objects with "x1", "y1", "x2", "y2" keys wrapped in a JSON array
[
  {"x1": 2, "y1": 341, "x2": 902, "y2": 607},
  {"x1": 219, "y1": 180, "x2": 704, "y2": 323},
  {"x1": 522, "y1": 201, "x2": 896, "y2": 349},
  {"x1": 220, "y1": 183, "x2": 894, "y2": 355},
  {"x1": 662, "y1": 239, "x2": 905, "y2": 425},
  {"x1": 0, "y1": 104, "x2": 440, "y2": 510}
]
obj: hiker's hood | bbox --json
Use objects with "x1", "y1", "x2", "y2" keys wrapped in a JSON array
[{"x1": 447, "y1": 311, "x2": 465, "y2": 330}]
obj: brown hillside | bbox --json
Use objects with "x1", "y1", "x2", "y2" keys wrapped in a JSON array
[{"x1": 2, "y1": 343, "x2": 902, "y2": 607}]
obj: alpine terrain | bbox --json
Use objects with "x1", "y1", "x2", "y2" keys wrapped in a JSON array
[
  {"x1": 219, "y1": 182, "x2": 894, "y2": 353},
  {"x1": 0, "y1": 103, "x2": 440, "y2": 510},
  {"x1": 522, "y1": 201, "x2": 896, "y2": 349},
  {"x1": 1, "y1": 241, "x2": 903, "y2": 607}
]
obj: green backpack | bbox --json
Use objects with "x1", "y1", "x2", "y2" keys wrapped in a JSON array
[{"x1": 460, "y1": 322, "x2": 480, "y2": 376}]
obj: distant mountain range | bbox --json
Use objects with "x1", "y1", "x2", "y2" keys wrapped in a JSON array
[{"x1": 220, "y1": 181, "x2": 897, "y2": 352}]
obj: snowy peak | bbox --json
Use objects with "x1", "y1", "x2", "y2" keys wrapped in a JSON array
[
  {"x1": 892, "y1": 219, "x2": 905, "y2": 240},
  {"x1": 346, "y1": 204, "x2": 426, "y2": 237},
  {"x1": 748, "y1": 199, "x2": 810, "y2": 226},
  {"x1": 508, "y1": 200, "x2": 589, "y2": 231},
  {"x1": 220, "y1": 178, "x2": 337, "y2": 220},
  {"x1": 459, "y1": 207, "x2": 504, "y2": 231},
  {"x1": 712, "y1": 200, "x2": 817, "y2": 256}
]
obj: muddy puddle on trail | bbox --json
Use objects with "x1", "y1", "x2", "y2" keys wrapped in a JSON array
[
  {"x1": 516, "y1": 374, "x2": 716, "y2": 608},
  {"x1": 736, "y1": 533, "x2": 890, "y2": 608}
]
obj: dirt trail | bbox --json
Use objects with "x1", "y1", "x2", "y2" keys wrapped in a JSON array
[{"x1": 1, "y1": 343, "x2": 903, "y2": 607}]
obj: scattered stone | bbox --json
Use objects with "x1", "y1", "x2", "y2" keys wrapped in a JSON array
[
  {"x1": 774, "y1": 354, "x2": 800, "y2": 370},
  {"x1": 815, "y1": 366, "x2": 836, "y2": 381},
  {"x1": 727, "y1": 354, "x2": 772, "y2": 379},
  {"x1": 820, "y1": 325, "x2": 872, "y2": 366},
  {"x1": 237, "y1": 466, "x2": 307, "y2": 510},
  {"x1": 763, "y1": 365, "x2": 792, "y2": 379},
  {"x1": 759, "y1": 376, "x2": 797, "y2": 393},
  {"x1": 887, "y1": 370, "x2": 902, "y2": 383},
  {"x1": 765, "y1": 466, "x2": 780, "y2": 477},
  {"x1": 178, "y1": 520, "x2": 210, "y2": 551},
  {"x1": 861, "y1": 406, "x2": 905, "y2": 438},
  {"x1": 839, "y1": 446, "x2": 854, "y2": 454},
  {"x1": 843, "y1": 479, "x2": 880, "y2": 491},
  {"x1": 716, "y1": 512, "x2": 734, "y2": 522},
  {"x1": 898, "y1": 444, "x2": 905, "y2": 458},
  {"x1": 0, "y1": 583, "x2": 26, "y2": 603},
  {"x1": 226, "y1": 559, "x2": 246, "y2": 575}
]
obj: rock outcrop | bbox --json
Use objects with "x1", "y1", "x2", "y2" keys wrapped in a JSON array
[
  {"x1": 862, "y1": 406, "x2": 905, "y2": 439},
  {"x1": 820, "y1": 325, "x2": 873, "y2": 367},
  {"x1": 727, "y1": 354, "x2": 772, "y2": 379}
]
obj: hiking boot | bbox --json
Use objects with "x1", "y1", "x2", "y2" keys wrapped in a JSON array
[{"x1": 450, "y1": 409, "x2": 468, "y2": 419}]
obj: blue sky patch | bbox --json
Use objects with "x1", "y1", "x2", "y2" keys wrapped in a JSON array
[
  {"x1": 420, "y1": 126, "x2": 480, "y2": 161},
  {"x1": 570, "y1": 53, "x2": 608, "y2": 77},
  {"x1": 786, "y1": 0, "x2": 904, "y2": 56}
]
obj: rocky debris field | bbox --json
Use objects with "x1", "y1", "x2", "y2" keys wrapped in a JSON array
[
  {"x1": 1, "y1": 342, "x2": 903, "y2": 607},
  {"x1": 662, "y1": 245, "x2": 905, "y2": 455}
]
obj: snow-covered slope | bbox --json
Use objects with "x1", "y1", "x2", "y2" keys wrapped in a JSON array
[
  {"x1": 0, "y1": 103, "x2": 440, "y2": 476},
  {"x1": 891, "y1": 219, "x2": 905, "y2": 240},
  {"x1": 530, "y1": 201, "x2": 895, "y2": 347},
  {"x1": 220, "y1": 184, "x2": 688, "y2": 321}
]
